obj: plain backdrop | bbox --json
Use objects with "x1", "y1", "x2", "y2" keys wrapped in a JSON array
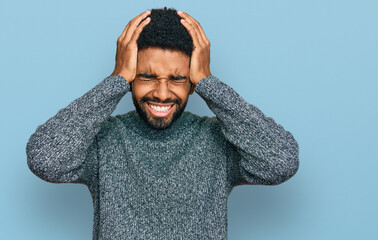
[{"x1": 1, "y1": 0, "x2": 377, "y2": 239}]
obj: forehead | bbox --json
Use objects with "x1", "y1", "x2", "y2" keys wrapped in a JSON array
[{"x1": 136, "y1": 47, "x2": 190, "y2": 75}]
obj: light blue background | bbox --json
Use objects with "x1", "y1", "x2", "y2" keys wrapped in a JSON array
[{"x1": 1, "y1": 0, "x2": 377, "y2": 239}]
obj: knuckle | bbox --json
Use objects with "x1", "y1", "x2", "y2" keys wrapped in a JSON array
[
  {"x1": 126, "y1": 44, "x2": 134, "y2": 51},
  {"x1": 121, "y1": 41, "x2": 128, "y2": 47}
]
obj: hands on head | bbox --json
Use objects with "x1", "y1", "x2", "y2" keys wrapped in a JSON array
[
  {"x1": 111, "y1": 10, "x2": 151, "y2": 83},
  {"x1": 177, "y1": 11, "x2": 211, "y2": 85},
  {"x1": 111, "y1": 10, "x2": 211, "y2": 87}
]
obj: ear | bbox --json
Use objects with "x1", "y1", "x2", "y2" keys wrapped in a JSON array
[
  {"x1": 189, "y1": 81, "x2": 195, "y2": 95},
  {"x1": 129, "y1": 81, "x2": 133, "y2": 92}
]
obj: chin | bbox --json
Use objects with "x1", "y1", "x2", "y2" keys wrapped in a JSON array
[
  {"x1": 134, "y1": 103, "x2": 177, "y2": 130},
  {"x1": 146, "y1": 114, "x2": 174, "y2": 130},
  {"x1": 132, "y1": 93, "x2": 188, "y2": 130}
]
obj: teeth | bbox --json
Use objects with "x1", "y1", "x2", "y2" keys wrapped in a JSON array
[{"x1": 148, "y1": 103, "x2": 172, "y2": 112}]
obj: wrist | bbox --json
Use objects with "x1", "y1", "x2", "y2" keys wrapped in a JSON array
[
  {"x1": 193, "y1": 73, "x2": 211, "y2": 85},
  {"x1": 111, "y1": 71, "x2": 134, "y2": 83}
]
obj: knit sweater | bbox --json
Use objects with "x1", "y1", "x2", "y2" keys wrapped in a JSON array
[{"x1": 26, "y1": 74, "x2": 299, "y2": 240}]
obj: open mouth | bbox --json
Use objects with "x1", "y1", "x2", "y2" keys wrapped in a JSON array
[{"x1": 146, "y1": 102, "x2": 175, "y2": 117}]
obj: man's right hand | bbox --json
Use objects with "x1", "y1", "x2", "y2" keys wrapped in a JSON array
[{"x1": 111, "y1": 10, "x2": 151, "y2": 83}]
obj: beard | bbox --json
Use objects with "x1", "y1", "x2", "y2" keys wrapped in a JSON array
[{"x1": 131, "y1": 92, "x2": 188, "y2": 130}]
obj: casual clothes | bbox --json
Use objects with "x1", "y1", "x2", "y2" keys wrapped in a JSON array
[{"x1": 26, "y1": 74, "x2": 299, "y2": 240}]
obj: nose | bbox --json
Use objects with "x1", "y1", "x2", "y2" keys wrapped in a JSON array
[{"x1": 151, "y1": 80, "x2": 173, "y2": 102}]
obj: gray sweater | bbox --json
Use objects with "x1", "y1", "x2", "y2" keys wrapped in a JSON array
[{"x1": 26, "y1": 74, "x2": 299, "y2": 240}]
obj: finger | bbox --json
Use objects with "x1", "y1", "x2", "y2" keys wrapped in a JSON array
[
  {"x1": 118, "y1": 23, "x2": 130, "y2": 43},
  {"x1": 195, "y1": 21, "x2": 210, "y2": 45},
  {"x1": 186, "y1": 14, "x2": 209, "y2": 45},
  {"x1": 124, "y1": 10, "x2": 150, "y2": 41},
  {"x1": 177, "y1": 11, "x2": 198, "y2": 25},
  {"x1": 129, "y1": 17, "x2": 151, "y2": 44},
  {"x1": 180, "y1": 19, "x2": 202, "y2": 49},
  {"x1": 178, "y1": 11, "x2": 208, "y2": 44},
  {"x1": 178, "y1": 12, "x2": 202, "y2": 38},
  {"x1": 124, "y1": 10, "x2": 151, "y2": 43}
]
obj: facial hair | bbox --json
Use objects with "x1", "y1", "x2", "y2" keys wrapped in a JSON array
[{"x1": 131, "y1": 91, "x2": 188, "y2": 130}]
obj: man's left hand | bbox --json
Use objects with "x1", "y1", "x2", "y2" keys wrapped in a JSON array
[{"x1": 178, "y1": 11, "x2": 211, "y2": 86}]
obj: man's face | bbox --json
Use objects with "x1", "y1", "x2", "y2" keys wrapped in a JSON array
[{"x1": 131, "y1": 47, "x2": 195, "y2": 130}]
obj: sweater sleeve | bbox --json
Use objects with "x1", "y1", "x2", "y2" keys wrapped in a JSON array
[
  {"x1": 26, "y1": 75, "x2": 130, "y2": 186},
  {"x1": 194, "y1": 75, "x2": 299, "y2": 186}
]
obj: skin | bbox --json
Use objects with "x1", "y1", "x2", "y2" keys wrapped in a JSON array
[
  {"x1": 111, "y1": 10, "x2": 211, "y2": 130},
  {"x1": 131, "y1": 47, "x2": 193, "y2": 130}
]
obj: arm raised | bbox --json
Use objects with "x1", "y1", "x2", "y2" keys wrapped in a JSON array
[
  {"x1": 26, "y1": 10, "x2": 151, "y2": 186},
  {"x1": 195, "y1": 76, "x2": 299, "y2": 186}
]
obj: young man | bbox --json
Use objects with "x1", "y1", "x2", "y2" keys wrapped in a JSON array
[{"x1": 26, "y1": 7, "x2": 299, "y2": 240}]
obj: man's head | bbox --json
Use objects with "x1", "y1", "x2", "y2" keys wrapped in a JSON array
[
  {"x1": 137, "y1": 7, "x2": 193, "y2": 56},
  {"x1": 130, "y1": 7, "x2": 195, "y2": 130}
]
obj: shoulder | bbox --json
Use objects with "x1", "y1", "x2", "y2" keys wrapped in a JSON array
[
  {"x1": 182, "y1": 111, "x2": 218, "y2": 128},
  {"x1": 183, "y1": 111, "x2": 225, "y2": 141},
  {"x1": 96, "y1": 112, "x2": 135, "y2": 139}
]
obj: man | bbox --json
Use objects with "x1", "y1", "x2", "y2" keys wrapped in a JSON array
[{"x1": 26, "y1": 7, "x2": 299, "y2": 240}]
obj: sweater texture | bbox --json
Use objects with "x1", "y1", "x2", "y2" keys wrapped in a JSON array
[{"x1": 26, "y1": 74, "x2": 299, "y2": 240}]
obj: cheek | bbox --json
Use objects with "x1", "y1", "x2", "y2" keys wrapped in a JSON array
[
  {"x1": 133, "y1": 84, "x2": 190, "y2": 103},
  {"x1": 173, "y1": 88, "x2": 190, "y2": 102},
  {"x1": 132, "y1": 85, "x2": 151, "y2": 99}
]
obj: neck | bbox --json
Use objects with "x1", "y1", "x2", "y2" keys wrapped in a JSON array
[{"x1": 130, "y1": 110, "x2": 192, "y2": 140}]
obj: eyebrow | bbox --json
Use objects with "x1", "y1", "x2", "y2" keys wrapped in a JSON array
[
  {"x1": 169, "y1": 75, "x2": 187, "y2": 80},
  {"x1": 137, "y1": 73, "x2": 157, "y2": 78},
  {"x1": 136, "y1": 73, "x2": 187, "y2": 80}
]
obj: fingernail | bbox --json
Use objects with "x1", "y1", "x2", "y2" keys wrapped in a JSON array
[
  {"x1": 146, "y1": 10, "x2": 151, "y2": 14},
  {"x1": 181, "y1": 19, "x2": 185, "y2": 23},
  {"x1": 178, "y1": 11, "x2": 182, "y2": 14}
]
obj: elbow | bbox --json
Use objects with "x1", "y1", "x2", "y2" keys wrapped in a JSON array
[
  {"x1": 26, "y1": 134, "x2": 60, "y2": 183},
  {"x1": 256, "y1": 156, "x2": 299, "y2": 186},
  {"x1": 239, "y1": 131, "x2": 300, "y2": 186},
  {"x1": 26, "y1": 135, "x2": 85, "y2": 184},
  {"x1": 269, "y1": 139, "x2": 300, "y2": 185},
  {"x1": 26, "y1": 136, "x2": 47, "y2": 181},
  {"x1": 273, "y1": 155, "x2": 299, "y2": 185},
  {"x1": 240, "y1": 151, "x2": 299, "y2": 186},
  {"x1": 26, "y1": 135, "x2": 37, "y2": 172},
  {"x1": 27, "y1": 156, "x2": 44, "y2": 181}
]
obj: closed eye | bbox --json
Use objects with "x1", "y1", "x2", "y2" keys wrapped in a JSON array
[
  {"x1": 170, "y1": 75, "x2": 187, "y2": 82},
  {"x1": 137, "y1": 73, "x2": 157, "y2": 80},
  {"x1": 136, "y1": 73, "x2": 187, "y2": 83},
  {"x1": 140, "y1": 78, "x2": 154, "y2": 81}
]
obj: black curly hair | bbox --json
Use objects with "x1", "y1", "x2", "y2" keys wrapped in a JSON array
[{"x1": 137, "y1": 7, "x2": 193, "y2": 57}]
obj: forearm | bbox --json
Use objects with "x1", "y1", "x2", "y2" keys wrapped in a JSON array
[
  {"x1": 26, "y1": 75, "x2": 130, "y2": 185},
  {"x1": 194, "y1": 75, "x2": 299, "y2": 185}
]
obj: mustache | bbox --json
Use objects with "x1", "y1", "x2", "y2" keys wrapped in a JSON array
[{"x1": 140, "y1": 96, "x2": 181, "y2": 105}]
